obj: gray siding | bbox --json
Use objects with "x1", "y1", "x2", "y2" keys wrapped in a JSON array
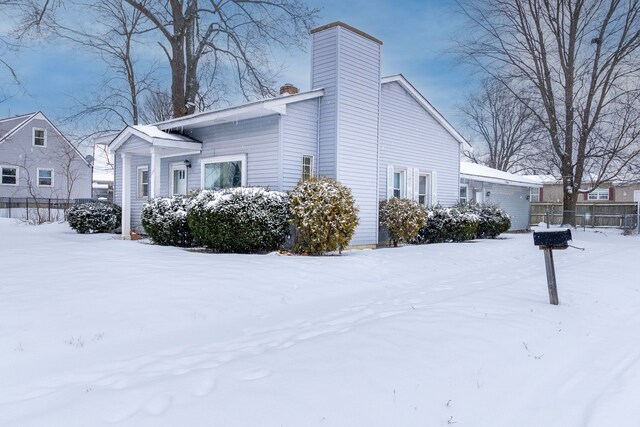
[
  {"x1": 463, "y1": 179, "x2": 532, "y2": 230},
  {"x1": 311, "y1": 28, "x2": 338, "y2": 179},
  {"x1": 281, "y1": 99, "x2": 319, "y2": 190},
  {"x1": 0, "y1": 116, "x2": 92, "y2": 199},
  {"x1": 186, "y1": 115, "x2": 280, "y2": 190},
  {"x1": 379, "y1": 81, "x2": 460, "y2": 206}
]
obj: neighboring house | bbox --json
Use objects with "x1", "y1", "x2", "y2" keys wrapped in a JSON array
[
  {"x1": 92, "y1": 141, "x2": 115, "y2": 201},
  {"x1": 0, "y1": 111, "x2": 92, "y2": 200},
  {"x1": 460, "y1": 162, "x2": 542, "y2": 231},
  {"x1": 524, "y1": 175, "x2": 640, "y2": 203},
  {"x1": 109, "y1": 22, "x2": 464, "y2": 246}
]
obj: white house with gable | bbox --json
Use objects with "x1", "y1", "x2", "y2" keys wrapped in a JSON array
[{"x1": 109, "y1": 22, "x2": 465, "y2": 247}]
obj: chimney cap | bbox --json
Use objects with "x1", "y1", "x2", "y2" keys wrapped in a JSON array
[
  {"x1": 310, "y1": 21, "x2": 383, "y2": 45},
  {"x1": 280, "y1": 83, "x2": 299, "y2": 96}
]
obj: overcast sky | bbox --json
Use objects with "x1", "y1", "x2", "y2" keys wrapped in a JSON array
[{"x1": 0, "y1": 0, "x2": 476, "y2": 134}]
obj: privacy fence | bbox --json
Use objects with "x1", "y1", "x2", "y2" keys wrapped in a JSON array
[
  {"x1": 530, "y1": 202, "x2": 639, "y2": 230},
  {"x1": 0, "y1": 197, "x2": 101, "y2": 223}
]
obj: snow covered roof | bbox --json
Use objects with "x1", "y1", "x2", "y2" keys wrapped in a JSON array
[
  {"x1": 521, "y1": 174, "x2": 561, "y2": 184},
  {"x1": 108, "y1": 125, "x2": 202, "y2": 153},
  {"x1": 460, "y1": 162, "x2": 542, "y2": 188}
]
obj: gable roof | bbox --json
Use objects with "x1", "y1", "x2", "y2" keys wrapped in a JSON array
[
  {"x1": 108, "y1": 124, "x2": 202, "y2": 152},
  {"x1": 461, "y1": 162, "x2": 542, "y2": 188},
  {"x1": 381, "y1": 74, "x2": 467, "y2": 146},
  {"x1": 0, "y1": 111, "x2": 92, "y2": 167}
]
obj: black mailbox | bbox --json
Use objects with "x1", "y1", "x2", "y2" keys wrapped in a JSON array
[{"x1": 533, "y1": 229, "x2": 572, "y2": 248}]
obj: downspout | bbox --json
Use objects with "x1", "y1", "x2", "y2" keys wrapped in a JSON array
[{"x1": 316, "y1": 96, "x2": 321, "y2": 178}]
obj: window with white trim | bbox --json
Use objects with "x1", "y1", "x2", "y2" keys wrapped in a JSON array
[
  {"x1": 588, "y1": 188, "x2": 609, "y2": 200},
  {"x1": 137, "y1": 166, "x2": 149, "y2": 198},
  {"x1": 393, "y1": 170, "x2": 405, "y2": 198},
  {"x1": 33, "y1": 128, "x2": 46, "y2": 147},
  {"x1": 1, "y1": 166, "x2": 18, "y2": 185},
  {"x1": 460, "y1": 184, "x2": 468, "y2": 203},
  {"x1": 418, "y1": 174, "x2": 429, "y2": 205},
  {"x1": 202, "y1": 155, "x2": 246, "y2": 190},
  {"x1": 37, "y1": 168, "x2": 53, "y2": 187},
  {"x1": 529, "y1": 188, "x2": 540, "y2": 202},
  {"x1": 302, "y1": 155, "x2": 313, "y2": 181}
]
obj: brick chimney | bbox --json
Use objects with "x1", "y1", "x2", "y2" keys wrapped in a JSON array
[{"x1": 279, "y1": 83, "x2": 299, "y2": 95}]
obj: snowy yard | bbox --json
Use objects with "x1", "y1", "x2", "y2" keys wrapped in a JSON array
[{"x1": 1, "y1": 218, "x2": 639, "y2": 427}]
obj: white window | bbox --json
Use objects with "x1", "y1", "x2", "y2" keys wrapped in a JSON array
[
  {"x1": 201, "y1": 154, "x2": 247, "y2": 190},
  {"x1": 1, "y1": 166, "x2": 18, "y2": 185},
  {"x1": 588, "y1": 188, "x2": 609, "y2": 200},
  {"x1": 460, "y1": 185, "x2": 468, "y2": 203},
  {"x1": 393, "y1": 170, "x2": 406, "y2": 198},
  {"x1": 37, "y1": 168, "x2": 53, "y2": 187},
  {"x1": 137, "y1": 166, "x2": 149, "y2": 198},
  {"x1": 529, "y1": 188, "x2": 540, "y2": 202},
  {"x1": 418, "y1": 174, "x2": 430, "y2": 205},
  {"x1": 302, "y1": 155, "x2": 313, "y2": 181},
  {"x1": 33, "y1": 128, "x2": 46, "y2": 147}
]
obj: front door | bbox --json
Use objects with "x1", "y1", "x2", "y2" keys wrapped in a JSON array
[
  {"x1": 171, "y1": 164, "x2": 187, "y2": 196},
  {"x1": 475, "y1": 189, "x2": 484, "y2": 204}
]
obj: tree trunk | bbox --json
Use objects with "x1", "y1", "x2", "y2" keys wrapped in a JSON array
[{"x1": 562, "y1": 186, "x2": 579, "y2": 226}]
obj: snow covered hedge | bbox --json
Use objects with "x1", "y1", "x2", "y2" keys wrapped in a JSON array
[
  {"x1": 141, "y1": 196, "x2": 193, "y2": 247},
  {"x1": 289, "y1": 177, "x2": 359, "y2": 255},
  {"x1": 67, "y1": 202, "x2": 121, "y2": 234},
  {"x1": 412, "y1": 205, "x2": 479, "y2": 244},
  {"x1": 379, "y1": 198, "x2": 427, "y2": 247},
  {"x1": 458, "y1": 203, "x2": 511, "y2": 239},
  {"x1": 187, "y1": 188, "x2": 290, "y2": 253}
]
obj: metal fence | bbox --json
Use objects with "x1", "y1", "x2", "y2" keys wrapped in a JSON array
[
  {"x1": 531, "y1": 202, "x2": 638, "y2": 228},
  {"x1": 0, "y1": 197, "x2": 105, "y2": 223}
]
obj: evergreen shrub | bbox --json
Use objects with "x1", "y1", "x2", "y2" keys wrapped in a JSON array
[
  {"x1": 412, "y1": 205, "x2": 479, "y2": 244},
  {"x1": 141, "y1": 196, "x2": 193, "y2": 247},
  {"x1": 379, "y1": 198, "x2": 427, "y2": 247},
  {"x1": 289, "y1": 177, "x2": 359, "y2": 255},
  {"x1": 187, "y1": 188, "x2": 290, "y2": 253},
  {"x1": 67, "y1": 202, "x2": 121, "y2": 234}
]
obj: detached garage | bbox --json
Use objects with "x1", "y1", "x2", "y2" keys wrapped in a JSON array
[{"x1": 460, "y1": 162, "x2": 542, "y2": 231}]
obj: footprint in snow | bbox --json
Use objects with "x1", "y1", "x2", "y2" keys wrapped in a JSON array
[
  {"x1": 238, "y1": 369, "x2": 271, "y2": 381},
  {"x1": 144, "y1": 394, "x2": 173, "y2": 416},
  {"x1": 193, "y1": 376, "x2": 217, "y2": 397}
]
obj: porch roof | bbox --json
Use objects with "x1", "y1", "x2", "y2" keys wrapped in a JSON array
[
  {"x1": 461, "y1": 162, "x2": 542, "y2": 188},
  {"x1": 108, "y1": 125, "x2": 202, "y2": 155}
]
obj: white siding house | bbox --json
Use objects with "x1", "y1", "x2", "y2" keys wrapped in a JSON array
[{"x1": 109, "y1": 22, "x2": 464, "y2": 246}]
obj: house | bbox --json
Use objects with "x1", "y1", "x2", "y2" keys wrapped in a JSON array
[
  {"x1": 0, "y1": 112, "x2": 92, "y2": 202},
  {"x1": 460, "y1": 162, "x2": 541, "y2": 231},
  {"x1": 524, "y1": 175, "x2": 639, "y2": 227},
  {"x1": 109, "y1": 22, "x2": 464, "y2": 246}
]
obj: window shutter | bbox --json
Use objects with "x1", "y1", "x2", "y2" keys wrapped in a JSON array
[
  {"x1": 583, "y1": 191, "x2": 588, "y2": 201},
  {"x1": 539, "y1": 187, "x2": 544, "y2": 202},
  {"x1": 413, "y1": 169, "x2": 420, "y2": 202},
  {"x1": 431, "y1": 171, "x2": 438, "y2": 204},
  {"x1": 609, "y1": 187, "x2": 615, "y2": 201},
  {"x1": 406, "y1": 169, "x2": 414, "y2": 200},
  {"x1": 386, "y1": 165, "x2": 394, "y2": 199}
]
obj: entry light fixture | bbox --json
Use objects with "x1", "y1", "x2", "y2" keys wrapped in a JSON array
[
  {"x1": 486, "y1": 191, "x2": 491, "y2": 198},
  {"x1": 184, "y1": 159, "x2": 192, "y2": 168}
]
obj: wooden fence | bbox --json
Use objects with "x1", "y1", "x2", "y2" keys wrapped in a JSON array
[
  {"x1": 530, "y1": 202, "x2": 638, "y2": 228},
  {"x1": 0, "y1": 197, "x2": 102, "y2": 223}
]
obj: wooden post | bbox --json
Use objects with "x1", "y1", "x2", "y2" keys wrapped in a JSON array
[{"x1": 543, "y1": 247, "x2": 559, "y2": 305}]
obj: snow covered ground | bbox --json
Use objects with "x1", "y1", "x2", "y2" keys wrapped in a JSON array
[{"x1": 1, "y1": 218, "x2": 639, "y2": 427}]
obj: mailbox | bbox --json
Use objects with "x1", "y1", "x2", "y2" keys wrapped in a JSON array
[{"x1": 533, "y1": 229, "x2": 572, "y2": 249}]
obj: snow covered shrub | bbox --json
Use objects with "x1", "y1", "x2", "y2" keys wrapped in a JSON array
[
  {"x1": 289, "y1": 177, "x2": 359, "y2": 255},
  {"x1": 67, "y1": 202, "x2": 121, "y2": 234},
  {"x1": 187, "y1": 188, "x2": 290, "y2": 253},
  {"x1": 141, "y1": 196, "x2": 193, "y2": 247},
  {"x1": 474, "y1": 204, "x2": 511, "y2": 238},
  {"x1": 379, "y1": 198, "x2": 427, "y2": 247},
  {"x1": 412, "y1": 205, "x2": 479, "y2": 244}
]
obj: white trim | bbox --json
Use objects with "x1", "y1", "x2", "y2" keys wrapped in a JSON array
[
  {"x1": 200, "y1": 154, "x2": 248, "y2": 190},
  {"x1": 156, "y1": 89, "x2": 324, "y2": 131},
  {"x1": 121, "y1": 153, "x2": 131, "y2": 239},
  {"x1": 0, "y1": 164, "x2": 19, "y2": 186},
  {"x1": 108, "y1": 126, "x2": 202, "y2": 153},
  {"x1": 460, "y1": 184, "x2": 469, "y2": 203},
  {"x1": 431, "y1": 170, "x2": 438, "y2": 204},
  {"x1": 418, "y1": 172, "x2": 430, "y2": 205},
  {"x1": 170, "y1": 162, "x2": 188, "y2": 196},
  {"x1": 36, "y1": 167, "x2": 54, "y2": 187},
  {"x1": 32, "y1": 127, "x2": 47, "y2": 147},
  {"x1": 136, "y1": 165, "x2": 149, "y2": 199},
  {"x1": 381, "y1": 75, "x2": 467, "y2": 146}
]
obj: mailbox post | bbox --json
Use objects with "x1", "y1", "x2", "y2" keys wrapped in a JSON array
[{"x1": 533, "y1": 229, "x2": 572, "y2": 305}]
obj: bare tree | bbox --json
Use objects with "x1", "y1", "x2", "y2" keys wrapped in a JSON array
[
  {"x1": 462, "y1": 78, "x2": 545, "y2": 173},
  {"x1": 457, "y1": 0, "x2": 640, "y2": 225}
]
